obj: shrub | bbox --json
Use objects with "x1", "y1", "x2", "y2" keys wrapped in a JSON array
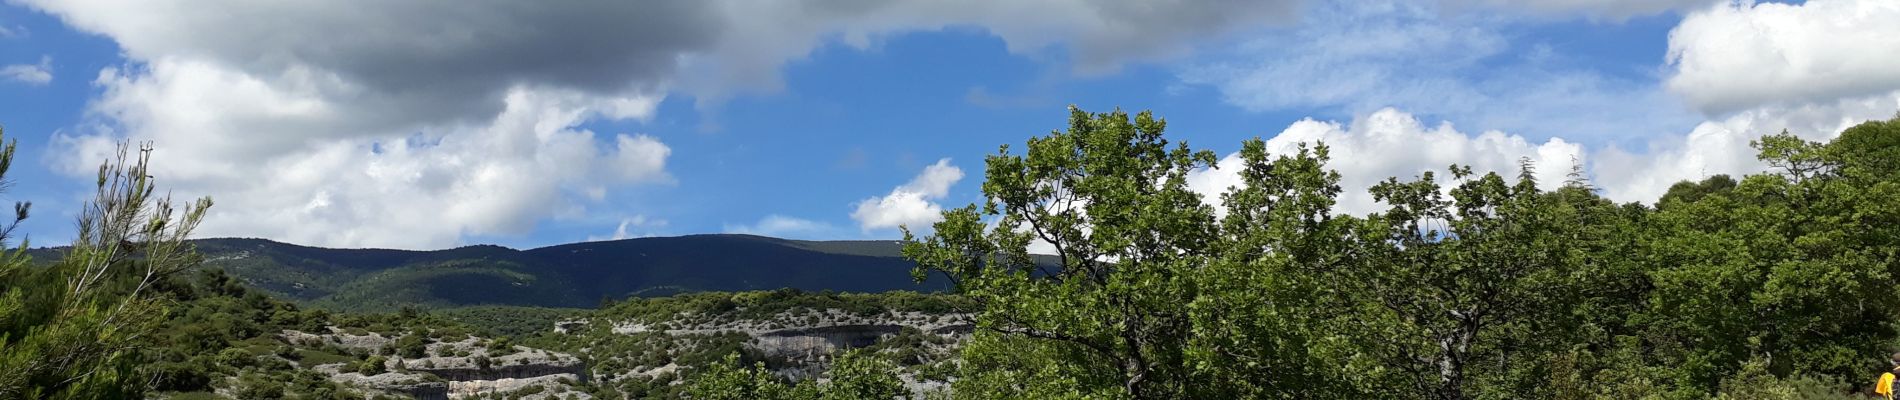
[{"x1": 356, "y1": 356, "x2": 388, "y2": 375}]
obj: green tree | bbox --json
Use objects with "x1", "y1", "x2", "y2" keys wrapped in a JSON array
[
  {"x1": 357, "y1": 355, "x2": 388, "y2": 375},
  {"x1": 1632, "y1": 123, "x2": 1900, "y2": 394},
  {"x1": 817, "y1": 349, "x2": 907, "y2": 400},
  {"x1": 0, "y1": 136, "x2": 213, "y2": 399},
  {"x1": 905, "y1": 107, "x2": 1219, "y2": 399},
  {"x1": 1185, "y1": 140, "x2": 1362, "y2": 398},
  {"x1": 1330, "y1": 159, "x2": 1631, "y2": 400},
  {"x1": 684, "y1": 350, "x2": 905, "y2": 400},
  {"x1": 683, "y1": 353, "x2": 815, "y2": 400}
]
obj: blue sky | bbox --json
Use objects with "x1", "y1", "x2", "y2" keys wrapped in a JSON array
[{"x1": 1, "y1": 0, "x2": 1895, "y2": 249}]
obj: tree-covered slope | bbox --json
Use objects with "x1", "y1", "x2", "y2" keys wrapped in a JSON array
[{"x1": 182, "y1": 234, "x2": 945, "y2": 311}]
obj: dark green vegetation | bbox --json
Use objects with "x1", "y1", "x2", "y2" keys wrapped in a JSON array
[
  {"x1": 140, "y1": 269, "x2": 475, "y2": 399},
  {"x1": 179, "y1": 235, "x2": 944, "y2": 311},
  {"x1": 591, "y1": 288, "x2": 974, "y2": 323},
  {"x1": 434, "y1": 305, "x2": 590, "y2": 339},
  {"x1": 0, "y1": 135, "x2": 497, "y2": 399},
  {"x1": 0, "y1": 137, "x2": 216, "y2": 399},
  {"x1": 897, "y1": 108, "x2": 1900, "y2": 399},
  {"x1": 682, "y1": 351, "x2": 908, "y2": 400}
]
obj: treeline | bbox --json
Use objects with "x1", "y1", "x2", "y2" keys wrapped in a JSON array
[
  {"x1": 596, "y1": 288, "x2": 975, "y2": 323},
  {"x1": 889, "y1": 108, "x2": 1900, "y2": 399}
]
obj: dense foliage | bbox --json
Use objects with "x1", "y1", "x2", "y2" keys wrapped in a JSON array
[
  {"x1": 0, "y1": 136, "x2": 213, "y2": 399},
  {"x1": 594, "y1": 289, "x2": 974, "y2": 323},
  {"x1": 683, "y1": 351, "x2": 908, "y2": 400},
  {"x1": 904, "y1": 107, "x2": 1900, "y2": 399},
  {"x1": 137, "y1": 268, "x2": 491, "y2": 399}
]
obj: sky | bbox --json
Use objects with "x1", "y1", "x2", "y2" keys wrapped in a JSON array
[{"x1": 0, "y1": 0, "x2": 1895, "y2": 250}]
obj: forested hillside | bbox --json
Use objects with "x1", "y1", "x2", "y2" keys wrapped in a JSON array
[{"x1": 29, "y1": 234, "x2": 945, "y2": 311}]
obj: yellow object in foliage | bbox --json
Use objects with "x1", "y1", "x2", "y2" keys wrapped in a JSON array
[
  {"x1": 1880, "y1": 352, "x2": 1900, "y2": 400},
  {"x1": 1880, "y1": 370, "x2": 1896, "y2": 399}
]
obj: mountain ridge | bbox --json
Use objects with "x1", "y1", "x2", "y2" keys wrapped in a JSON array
[{"x1": 31, "y1": 234, "x2": 945, "y2": 311}]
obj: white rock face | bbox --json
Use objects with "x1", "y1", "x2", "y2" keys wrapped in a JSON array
[
  {"x1": 281, "y1": 328, "x2": 397, "y2": 352},
  {"x1": 621, "y1": 308, "x2": 972, "y2": 336},
  {"x1": 448, "y1": 373, "x2": 591, "y2": 400}
]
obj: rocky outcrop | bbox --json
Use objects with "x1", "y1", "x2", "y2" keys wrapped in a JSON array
[
  {"x1": 410, "y1": 361, "x2": 587, "y2": 383},
  {"x1": 281, "y1": 328, "x2": 396, "y2": 352},
  {"x1": 751, "y1": 324, "x2": 904, "y2": 359},
  {"x1": 291, "y1": 329, "x2": 589, "y2": 399},
  {"x1": 602, "y1": 309, "x2": 973, "y2": 359},
  {"x1": 316, "y1": 366, "x2": 449, "y2": 400},
  {"x1": 448, "y1": 373, "x2": 590, "y2": 399},
  {"x1": 398, "y1": 338, "x2": 586, "y2": 382},
  {"x1": 615, "y1": 309, "x2": 971, "y2": 336},
  {"x1": 553, "y1": 319, "x2": 589, "y2": 334}
]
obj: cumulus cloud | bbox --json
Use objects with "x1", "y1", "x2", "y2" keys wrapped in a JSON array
[
  {"x1": 18, "y1": 0, "x2": 1303, "y2": 248},
  {"x1": 21, "y1": 0, "x2": 709, "y2": 123},
  {"x1": 724, "y1": 215, "x2": 836, "y2": 239},
  {"x1": 608, "y1": 134, "x2": 672, "y2": 184},
  {"x1": 851, "y1": 159, "x2": 964, "y2": 233},
  {"x1": 22, "y1": 0, "x2": 1303, "y2": 104},
  {"x1": 1665, "y1": 0, "x2": 1900, "y2": 115},
  {"x1": 1180, "y1": 0, "x2": 1699, "y2": 143},
  {"x1": 1189, "y1": 108, "x2": 1584, "y2": 216},
  {"x1": 1, "y1": 56, "x2": 51, "y2": 85},
  {"x1": 55, "y1": 77, "x2": 673, "y2": 249},
  {"x1": 1594, "y1": 91, "x2": 1900, "y2": 202},
  {"x1": 1189, "y1": 94, "x2": 1900, "y2": 217}
]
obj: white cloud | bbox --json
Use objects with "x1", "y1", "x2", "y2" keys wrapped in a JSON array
[
  {"x1": 1189, "y1": 108, "x2": 1584, "y2": 216},
  {"x1": 1594, "y1": 91, "x2": 1900, "y2": 202},
  {"x1": 1190, "y1": 92, "x2": 1900, "y2": 216},
  {"x1": 20, "y1": 0, "x2": 1304, "y2": 105},
  {"x1": 1177, "y1": 0, "x2": 1900, "y2": 215},
  {"x1": 18, "y1": 0, "x2": 1303, "y2": 248},
  {"x1": 1665, "y1": 0, "x2": 1900, "y2": 115},
  {"x1": 724, "y1": 215, "x2": 836, "y2": 239},
  {"x1": 53, "y1": 60, "x2": 673, "y2": 249},
  {"x1": 851, "y1": 159, "x2": 964, "y2": 233},
  {"x1": 589, "y1": 215, "x2": 668, "y2": 242},
  {"x1": 1180, "y1": 0, "x2": 1700, "y2": 143},
  {"x1": 676, "y1": 0, "x2": 1302, "y2": 103},
  {"x1": 1, "y1": 56, "x2": 51, "y2": 85},
  {"x1": 0, "y1": 24, "x2": 22, "y2": 38},
  {"x1": 1446, "y1": 0, "x2": 1717, "y2": 19},
  {"x1": 1186, "y1": 152, "x2": 1250, "y2": 218},
  {"x1": 608, "y1": 134, "x2": 671, "y2": 184}
]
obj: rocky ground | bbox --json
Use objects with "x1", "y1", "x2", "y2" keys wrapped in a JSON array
[
  {"x1": 281, "y1": 328, "x2": 591, "y2": 399},
  {"x1": 554, "y1": 307, "x2": 971, "y2": 397},
  {"x1": 197, "y1": 293, "x2": 978, "y2": 399}
]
